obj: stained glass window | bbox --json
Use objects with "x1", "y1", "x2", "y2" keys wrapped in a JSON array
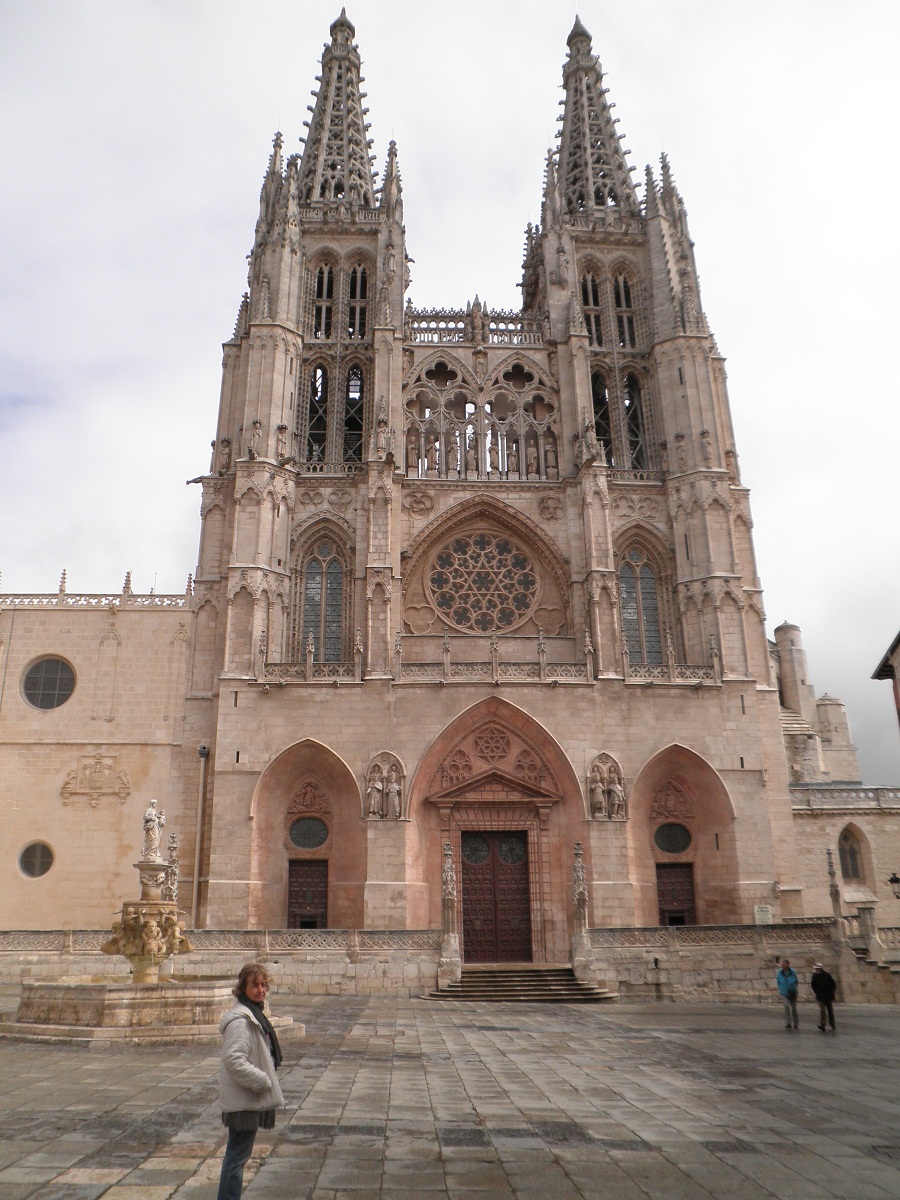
[
  {"x1": 23, "y1": 658, "x2": 75, "y2": 709},
  {"x1": 619, "y1": 549, "x2": 662, "y2": 664},
  {"x1": 298, "y1": 541, "x2": 345, "y2": 661},
  {"x1": 426, "y1": 533, "x2": 539, "y2": 634}
]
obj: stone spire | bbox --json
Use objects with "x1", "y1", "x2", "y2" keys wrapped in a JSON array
[
  {"x1": 297, "y1": 9, "x2": 376, "y2": 207},
  {"x1": 379, "y1": 139, "x2": 403, "y2": 222},
  {"x1": 557, "y1": 16, "x2": 639, "y2": 218},
  {"x1": 254, "y1": 131, "x2": 284, "y2": 249}
]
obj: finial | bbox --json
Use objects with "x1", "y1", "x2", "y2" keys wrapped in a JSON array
[
  {"x1": 58, "y1": 569, "x2": 67, "y2": 594},
  {"x1": 185, "y1": 573, "x2": 193, "y2": 596},
  {"x1": 567, "y1": 14, "x2": 592, "y2": 46},
  {"x1": 122, "y1": 571, "x2": 132, "y2": 595}
]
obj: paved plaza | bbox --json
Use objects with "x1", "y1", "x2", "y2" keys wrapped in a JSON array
[{"x1": 1, "y1": 990, "x2": 900, "y2": 1199}]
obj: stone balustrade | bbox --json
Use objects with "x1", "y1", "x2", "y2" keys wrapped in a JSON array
[{"x1": 790, "y1": 786, "x2": 900, "y2": 809}]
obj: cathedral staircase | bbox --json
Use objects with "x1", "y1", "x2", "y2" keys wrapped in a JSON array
[{"x1": 427, "y1": 964, "x2": 618, "y2": 1004}]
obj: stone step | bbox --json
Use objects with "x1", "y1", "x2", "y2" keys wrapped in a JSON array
[{"x1": 427, "y1": 965, "x2": 618, "y2": 1004}]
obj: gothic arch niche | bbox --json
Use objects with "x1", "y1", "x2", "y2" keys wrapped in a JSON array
[
  {"x1": 402, "y1": 497, "x2": 570, "y2": 640},
  {"x1": 627, "y1": 745, "x2": 739, "y2": 926},
  {"x1": 837, "y1": 823, "x2": 877, "y2": 904},
  {"x1": 614, "y1": 528, "x2": 675, "y2": 665},
  {"x1": 248, "y1": 739, "x2": 364, "y2": 928},
  {"x1": 407, "y1": 697, "x2": 587, "y2": 962}
]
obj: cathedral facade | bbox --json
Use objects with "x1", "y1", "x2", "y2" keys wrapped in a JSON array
[{"x1": 4, "y1": 12, "x2": 897, "y2": 961}]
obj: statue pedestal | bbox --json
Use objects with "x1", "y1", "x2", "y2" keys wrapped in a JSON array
[{"x1": 438, "y1": 932, "x2": 461, "y2": 987}]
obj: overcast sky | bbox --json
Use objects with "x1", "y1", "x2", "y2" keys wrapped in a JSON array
[{"x1": 1, "y1": 0, "x2": 898, "y2": 785}]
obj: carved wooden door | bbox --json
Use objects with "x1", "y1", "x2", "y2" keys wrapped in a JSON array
[
  {"x1": 656, "y1": 863, "x2": 696, "y2": 926},
  {"x1": 288, "y1": 859, "x2": 328, "y2": 928},
  {"x1": 461, "y1": 831, "x2": 532, "y2": 962}
]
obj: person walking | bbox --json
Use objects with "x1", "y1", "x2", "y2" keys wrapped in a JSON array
[
  {"x1": 776, "y1": 958, "x2": 799, "y2": 1029},
  {"x1": 810, "y1": 962, "x2": 837, "y2": 1032},
  {"x1": 216, "y1": 963, "x2": 284, "y2": 1200}
]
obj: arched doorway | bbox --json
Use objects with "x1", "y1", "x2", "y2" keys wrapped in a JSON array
[
  {"x1": 628, "y1": 745, "x2": 739, "y2": 926},
  {"x1": 248, "y1": 739, "x2": 365, "y2": 928},
  {"x1": 408, "y1": 697, "x2": 586, "y2": 962}
]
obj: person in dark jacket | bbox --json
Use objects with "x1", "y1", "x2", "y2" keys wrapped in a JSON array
[
  {"x1": 216, "y1": 963, "x2": 284, "y2": 1200},
  {"x1": 810, "y1": 962, "x2": 837, "y2": 1031}
]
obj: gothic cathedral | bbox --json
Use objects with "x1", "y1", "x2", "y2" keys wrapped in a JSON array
[{"x1": 2, "y1": 13, "x2": 875, "y2": 957}]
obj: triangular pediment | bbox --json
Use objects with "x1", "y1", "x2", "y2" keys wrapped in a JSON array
[{"x1": 428, "y1": 766, "x2": 556, "y2": 804}]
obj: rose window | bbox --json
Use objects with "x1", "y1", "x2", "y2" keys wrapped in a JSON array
[{"x1": 426, "y1": 534, "x2": 539, "y2": 633}]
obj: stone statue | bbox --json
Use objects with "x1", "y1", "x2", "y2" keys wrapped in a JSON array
[
  {"x1": 488, "y1": 440, "x2": 499, "y2": 472},
  {"x1": 609, "y1": 776, "x2": 626, "y2": 820},
  {"x1": 209, "y1": 439, "x2": 217, "y2": 472},
  {"x1": 250, "y1": 420, "x2": 262, "y2": 457},
  {"x1": 572, "y1": 841, "x2": 588, "y2": 934},
  {"x1": 507, "y1": 444, "x2": 519, "y2": 473},
  {"x1": 407, "y1": 436, "x2": 418, "y2": 471},
  {"x1": 276, "y1": 424, "x2": 287, "y2": 459},
  {"x1": 367, "y1": 768, "x2": 384, "y2": 818},
  {"x1": 526, "y1": 443, "x2": 538, "y2": 476},
  {"x1": 385, "y1": 764, "x2": 402, "y2": 819},
  {"x1": 589, "y1": 764, "x2": 608, "y2": 818},
  {"x1": 425, "y1": 436, "x2": 437, "y2": 472},
  {"x1": 375, "y1": 404, "x2": 388, "y2": 457},
  {"x1": 219, "y1": 438, "x2": 232, "y2": 472},
  {"x1": 465, "y1": 437, "x2": 477, "y2": 472},
  {"x1": 441, "y1": 842, "x2": 457, "y2": 934},
  {"x1": 545, "y1": 441, "x2": 557, "y2": 470},
  {"x1": 141, "y1": 799, "x2": 166, "y2": 861},
  {"x1": 447, "y1": 437, "x2": 459, "y2": 472}
]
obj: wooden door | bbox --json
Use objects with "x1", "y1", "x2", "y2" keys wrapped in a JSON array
[
  {"x1": 656, "y1": 862, "x2": 696, "y2": 926},
  {"x1": 288, "y1": 859, "x2": 328, "y2": 928},
  {"x1": 461, "y1": 831, "x2": 532, "y2": 962}
]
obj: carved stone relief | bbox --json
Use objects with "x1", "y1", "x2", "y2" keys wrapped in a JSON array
[
  {"x1": 649, "y1": 779, "x2": 695, "y2": 823},
  {"x1": 61, "y1": 753, "x2": 131, "y2": 807},
  {"x1": 364, "y1": 753, "x2": 406, "y2": 819},
  {"x1": 586, "y1": 752, "x2": 627, "y2": 820},
  {"x1": 287, "y1": 778, "x2": 332, "y2": 818}
]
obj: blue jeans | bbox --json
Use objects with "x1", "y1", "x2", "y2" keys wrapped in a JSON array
[{"x1": 217, "y1": 1126, "x2": 257, "y2": 1200}]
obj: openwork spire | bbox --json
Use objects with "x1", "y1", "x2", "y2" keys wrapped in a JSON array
[
  {"x1": 297, "y1": 9, "x2": 376, "y2": 207},
  {"x1": 557, "y1": 16, "x2": 639, "y2": 218}
]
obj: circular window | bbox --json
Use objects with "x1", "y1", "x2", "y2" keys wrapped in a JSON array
[
  {"x1": 22, "y1": 658, "x2": 75, "y2": 710},
  {"x1": 461, "y1": 833, "x2": 490, "y2": 865},
  {"x1": 19, "y1": 842, "x2": 54, "y2": 878},
  {"x1": 654, "y1": 823, "x2": 692, "y2": 854},
  {"x1": 289, "y1": 817, "x2": 329, "y2": 849},
  {"x1": 426, "y1": 533, "x2": 540, "y2": 633},
  {"x1": 498, "y1": 834, "x2": 527, "y2": 865}
]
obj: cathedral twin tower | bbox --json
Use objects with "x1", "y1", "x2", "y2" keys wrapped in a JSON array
[{"x1": 183, "y1": 8, "x2": 802, "y2": 950}]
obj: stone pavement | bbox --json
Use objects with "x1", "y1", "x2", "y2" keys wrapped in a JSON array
[{"x1": 2, "y1": 989, "x2": 900, "y2": 1199}]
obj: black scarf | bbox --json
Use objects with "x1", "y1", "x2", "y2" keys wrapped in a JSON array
[{"x1": 237, "y1": 993, "x2": 283, "y2": 1070}]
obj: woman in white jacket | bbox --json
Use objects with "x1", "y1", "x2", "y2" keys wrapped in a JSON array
[{"x1": 216, "y1": 963, "x2": 285, "y2": 1200}]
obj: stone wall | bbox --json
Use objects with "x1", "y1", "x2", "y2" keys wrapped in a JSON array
[{"x1": 3, "y1": 924, "x2": 899, "y2": 1004}]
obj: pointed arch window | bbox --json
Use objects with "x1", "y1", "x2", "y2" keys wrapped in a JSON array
[
  {"x1": 306, "y1": 367, "x2": 328, "y2": 462},
  {"x1": 591, "y1": 371, "x2": 613, "y2": 466},
  {"x1": 619, "y1": 548, "x2": 662, "y2": 664},
  {"x1": 614, "y1": 274, "x2": 636, "y2": 348},
  {"x1": 348, "y1": 266, "x2": 368, "y2": 339},
  {"x1": 624, "y1": 373, "x2": 646, "y2": 469},
  {"x1": 296, "y1": 540, "x2": 345, "y2": 662},
  {"x1": 581, "y1": 273, "x2": 603, "y2": 346},
  {"x1": 314, "y1": 266, "x2": 334, "y2": 338},
  {"x1": 343, "y1": 366, "x2": 364, "y2": 462},
  {"x1": 838, "y1": 829, "x2": 864, "y2": 883}
]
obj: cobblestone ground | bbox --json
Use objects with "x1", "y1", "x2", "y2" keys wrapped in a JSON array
[{"x1": 1, "y1": 992, "x2": 900, "y2": 1199}]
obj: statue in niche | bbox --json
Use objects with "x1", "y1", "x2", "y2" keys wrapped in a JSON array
[
  {"x1": 507, "y1": 444, "x2": 519, "y2": 474},
  {"x1": 545, "y1": 441, "x2": 558, "y2": 471},
  {"x1": 141, "y1": 799, "x2": 166, "y2": 861},
  {"x1": 526, "y1": 443, "x2": 538, "y2": 476},
  {"x1": 589, "y1": 762, "x2": 608, "y2": 818},
  {"x1": 465, "y1": 436, "x2": 477, "y2": 473},
  {"x1": 425, "y1": 436, "x2": 438, "y2": 472},
  {"x1": 366, "y1": 766, "x2": 384, "y2": 818},
  {"x1": 385, "y1": 764, "x2": 402, "y2": 819},
  {"x1": 276, "y1": 425, "x2": 287, "y2": 459},
  {"x1": 406, "y1": 436, "x2": 418, "y2": 472},
  {"x1": 219, "y1": 438, "x2": 232, "y2": 472},
  {"x1": 447, "y1": 437, "x2": 459, "y2": 473},
  {"x1": 375, "y1": 403, "x2": 388, "y2": 457},
  {"x1": 250, "y1": 420, "x2": 262, "y2": 458},
  {"x1": 608, "y1": 766, "x2": 627, "y2": 820},
  {"x1": 488, "y1": 439, "x2": 499, "y2": 473}
]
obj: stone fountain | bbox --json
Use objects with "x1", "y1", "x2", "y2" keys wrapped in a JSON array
[{"x1": 1, "y1": 802, "x2": 298, "y2": 1044}]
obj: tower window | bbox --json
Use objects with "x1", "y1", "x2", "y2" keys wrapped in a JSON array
[
  {"x1": 297, "y1": 541, "x2": 345, "y2": 661},
  {"x1": 614, "y1": 274, "x2": 636, "y2": 348},
  {"x1": 581, "y1": 273, "x2": 603, "y2": 346},
  {"x1": 838, "y1": 829, "x2": 864, "y2": 883},
  {"x1": 307, "y1": 367, "x2": 328, "y2": 461},
  {"x1": 590, "y1": 371, "x2": 613, "y2": 466},
  {"x1": 619, "y1": 549, "x2": 662, "y2": 664},
  {"x1": 314, "y1": 266, "x2": 334, "y2": 338},
  {"x1": 348, "y1": 266, "x2": 368, "y2": 339},
  {"x1": 623, "y1": 374, "x2": 646, "y2": 469},
  {"x1": 344, "y1": 366, "x2": 364, "y2": 462}
]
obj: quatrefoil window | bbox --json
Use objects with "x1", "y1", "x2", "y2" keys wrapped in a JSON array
[
  {"x1": 424, "y1": 361, "x2": 458, "y2": 389},
  {"x1": 426, "y1": 533, "x2": 540, "y2": 633}
]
